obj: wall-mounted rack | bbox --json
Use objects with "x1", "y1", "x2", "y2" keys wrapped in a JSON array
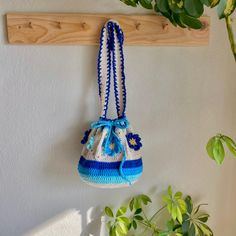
[{"x1": 6, "y1": 13, "x2": 210, "y2": 46}]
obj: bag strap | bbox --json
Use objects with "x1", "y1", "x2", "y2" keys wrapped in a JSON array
[{"x1": 97, "y1": 20, "x2": 127, "y2": 119}]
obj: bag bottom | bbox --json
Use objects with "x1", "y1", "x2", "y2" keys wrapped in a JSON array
[{"x1": 79, "y1": 174, "x2": 141, "y2": 188}]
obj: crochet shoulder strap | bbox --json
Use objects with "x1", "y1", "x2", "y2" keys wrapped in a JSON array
[{"x1": 97, "y1": 20, "x2": 127, "y2": 119}]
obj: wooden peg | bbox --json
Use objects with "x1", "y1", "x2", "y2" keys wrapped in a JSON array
[
  {"x1": 81, "y1": 22, "x2": 87, "y2": 29},
  {"x1": 57, "y1": 22, "x2": 61, "y2": 29},
  {"x1": 6, "y1": 13, "x2": 210, "y2": 45},
  {"x1": 28, "y1": 22, "x2": 33, "y2": 28},
  {"x1": 162, "y1": 23, "x2": 168, "y2": 30},
  {"x1": 135, "y1": 22, "x2": 141, "y2": 30}
]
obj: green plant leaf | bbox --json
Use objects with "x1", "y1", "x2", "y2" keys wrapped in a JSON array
[
  {"x1": 184, "y1": 0, "x2": 204, "y2": 17},
  {"x1": 118, "y1": 216, "x2": 130, "y2": 225},
  {"x1": 182, "y1": 196, "x2": 213, "y2": 236},
  {"x1": 129, "y1": 198, "x2": 134, "y2": 211},
  {"x1": 198, "y1": 213, "x2": 209, "y2": 223},
  {"x1": 173, "y1": 13, "x2": 187, "y2": 28},
  {"x1": 120, "y1": 0, "x2": 139, "y2": 7},
  {"x1": 177, "y1": 199, "x2": 187, "y2": 212},
  {"x1": 209, "y1": 0, "x2": 220, "y2": 7},
  {"x1": 171, "y1": 205, "x2": 177, "y2": 220},
  {"x1": 132, "y1": 220, "x2": 137, "y2": 229},
  {"x1": 212, "y1": 138, "x2": 225, "y2": 164},
  {"x1": 109, "y1": 226, "x2": 117, "y2": 236},
  {"x1": 105, "y1": 207, "x2": 114, "y2": 217},
  {"x1": 107, "y1": 221, "x2": 112, "y2": 230},
  {"x1": 200, "y1": 0, "x2": 211, "y2": 6},
  {"x1": 116, "y1": 222, "x2": 128, "y2": 235},
  {"x1": 163, "y1": 186, "x2": 187, "y2": 222},
  {"x1": 134, "y1": 215, "x2": 144, "y2": 221},
  {"x1": 176, "y1": 207, "x2": 183, "y2": 223},
  {"x1": 189, "y1": 223, "x2": 196, "y2": 236},
  {"x1": 139, "y1": 0, "x2": 153, "y2": 9},
  {"x1": 166, "y1": 219, "x2": 175, "y2": 230},
  {"x1": 217, "y1": 0, "x2": 236, "y2": 19},
  {"x1": 223, "y1": 135, "x2": 236, "y2": 157},
  {"x1": 168, "y1": 185, "x2": 173, "y2": 196},
  {"x1": 168, "y1": 0, "x2": 184, "y2": 13},
  {"x1": 182, "y1": 218, "x2": 190, "y2": 233},
  {"x1": 156, "y1": 0, "x2": 170, "y2": 12},
  {"x1": 185, "y1": 196, "x2": 193, "y2": 213},
  {"x1": 206, "y1": 137, "x2": 216, "y2": 160},
  {"x1": 179, "y1": 13, "x2": 203, "y2": 29},
  {"x1": 134, "y1": 197, "x2": 141, "y2": 209},
  {"x1": 134, "y1": 208, "x2": 142, "y2": 215},
  {"x1": 116, "y1": 206, "x2": 127, "y2": 217},
  {"x1": 140, "y1": 194, "x2": 152, "y2": 204},
  {"x1": 174, "y1": 191, "x2": 182, "y2": 199}
]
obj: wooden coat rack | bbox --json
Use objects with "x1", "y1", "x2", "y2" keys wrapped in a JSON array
[{"x1": 6, "y1": 13, "x2": 210, "y2": 46}]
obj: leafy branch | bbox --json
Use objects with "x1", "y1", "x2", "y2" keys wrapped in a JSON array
[
  {"x1": 206, "y1": 134, "x2": 236, "y2": 164},
  {"x1": 104, "y1": 186, "x2": 213, "y2": 236},
  {"x1": 120, "y1": 0, "x2": 236, "y2": 165},
  {"x1": 120, "y1": 0, "x2": 236, "y2": 61}
]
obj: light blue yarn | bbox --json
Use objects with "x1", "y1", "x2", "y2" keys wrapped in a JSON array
[
  {"x1": 79, "y1": 173, "x2": 142, "y2": 185},
  {"x1": 91, "y1": 117, "x2": 131, "y2": 184}
]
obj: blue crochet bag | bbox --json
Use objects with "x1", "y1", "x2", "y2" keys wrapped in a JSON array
[{"x1": 78, "y1": 20, "x2": 143, "y2": 188}]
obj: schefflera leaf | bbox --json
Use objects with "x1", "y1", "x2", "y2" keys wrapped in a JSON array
[
  {"x1": 184, "y1": 0, "x2": 204, "y2": 17},
  {"x1": 120, "y1": 0, "x2": 139, "y2": 7},
  {"x1": 139, "y1": 0, "x2": 153, "y2": 9},
  {"x1": 217, "y1": 0, "x2": 236, "y2": 19},
  {"x1": 223, "y1": 135, "x2": 236, "y2": 157},
  {"x1": 206, "y1": 136, "x2": 216, "y2": 160},
  {"x1": 200, "y1": 0, "x2": 212, "y2": 6},
  {"x1": 167, "y1": 0, "x2": 184, "y2": 13},
  {"x1": 162, "y1": 186, "x2": 186, "y2": 223},
  {"x1": 209, "y1": 0, "x2": 221, "y2": 7},
  {"x1": 182, "y1": 196, "x2": 213, "y2": 236},
  {"x1": 206, "y1": 136, "x2": 225, "y2": 165},
  {"x1": 212, "y1": 138, "x2": 225, "y2": 165}
]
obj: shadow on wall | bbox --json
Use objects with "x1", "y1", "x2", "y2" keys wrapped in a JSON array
[
  {"x1": 43, "y1": 46, "x2": 97, "y2": 186},
  {"x1": 24, "y1": 208, "x2": 103, "y2": 236}
]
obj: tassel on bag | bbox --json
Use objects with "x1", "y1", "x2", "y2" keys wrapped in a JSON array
[{"x1": 78, "y1": 20, "x2": 143, "y2": 188}]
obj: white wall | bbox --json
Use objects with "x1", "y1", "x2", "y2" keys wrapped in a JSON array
[{"x1": 0, "y1": 1, "x2": 236, "y2": 235}]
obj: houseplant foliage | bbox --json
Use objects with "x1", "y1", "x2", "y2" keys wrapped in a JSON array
[
  {"x1": 120, "y1": 0, "x2": 236, "y2": 164},
  {"x1": 104, "y1": 186, "x2": 213, "y2": 236},
  {"x1": 120, "y1": 0, "x2": 236, "y2": 61},
  {"x1": 206, "y1": 134, "x2": 236, "y2": 164}
]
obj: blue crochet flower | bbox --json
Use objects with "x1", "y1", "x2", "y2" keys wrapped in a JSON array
[
  {"x1": 81, "y1": 129, "x2": 91, "y2": 144},
  {"x1": 126, "y1": 133, "x2": 142, "y2": 151},
  {"x1": 103, "y1": 136, "x2": 121, "y2": 157}
]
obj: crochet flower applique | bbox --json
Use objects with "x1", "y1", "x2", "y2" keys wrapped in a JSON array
[
  {"x1": 126, "y1": 133, "x2": 142, "y2": 151},
  {"x1": 103, "y1": 136, "x2": 121, "y2": 157},
  {"x1": 81, "y1": 129, "x2": 92, "y2": 144}
]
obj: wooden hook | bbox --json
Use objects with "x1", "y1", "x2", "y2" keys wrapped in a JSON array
[
  {"x1": 200, "y1": 21, "x2": 207, "y2": 30},
  {"x1": 81, "y1": 22, "x2": 86, "y2": 29},
  {"x1": 57, "y1": 22, "x2": 61, "y2": 29},
  {"x1": 135, "y1": 22, "x2": 141, "y2": 30},
  {"x1": 162, "y1": 23, "x2": 168, "y2": 30},
  {"x1": 28, "y1": 22, "x2": 33, "y2": 28}
]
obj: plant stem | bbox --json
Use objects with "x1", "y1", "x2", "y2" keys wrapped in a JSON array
[
  {"x1": 149, "y1": 205, "x2": 167, "y2": 222},
  {"x1": 225, "y1": 16, "x2": 236, "y2": 61}
]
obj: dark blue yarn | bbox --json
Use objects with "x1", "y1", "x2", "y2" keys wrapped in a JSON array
[
  {"x1": 97, "y1": 21, "x2": 127, "y2": 119},
  {"x1": 97, "y1": 26, "x2": 105, "y2": 97},
  {"x1": 79, "y1": 156, "x2": 143, "y2": 169}
]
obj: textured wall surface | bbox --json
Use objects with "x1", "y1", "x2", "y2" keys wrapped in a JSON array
[{"x1": 0, "y1": 1, "x2": 236, "y2": 236}]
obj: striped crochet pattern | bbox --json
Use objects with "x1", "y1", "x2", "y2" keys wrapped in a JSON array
[{"x1": 78, "y1": 20, "x2": 143, "y2": 188}]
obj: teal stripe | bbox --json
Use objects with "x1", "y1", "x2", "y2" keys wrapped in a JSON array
[
  {"x1": 79, "y1": 173, "x2": 142, "y2": 184},
  {"x1": 78, "y1": 165, "x2": 143, "y2": 177}
]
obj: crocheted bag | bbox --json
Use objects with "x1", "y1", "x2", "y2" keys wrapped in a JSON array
[{"x1": 78, "y1": 20, "x2": 143, "y2": 188}]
